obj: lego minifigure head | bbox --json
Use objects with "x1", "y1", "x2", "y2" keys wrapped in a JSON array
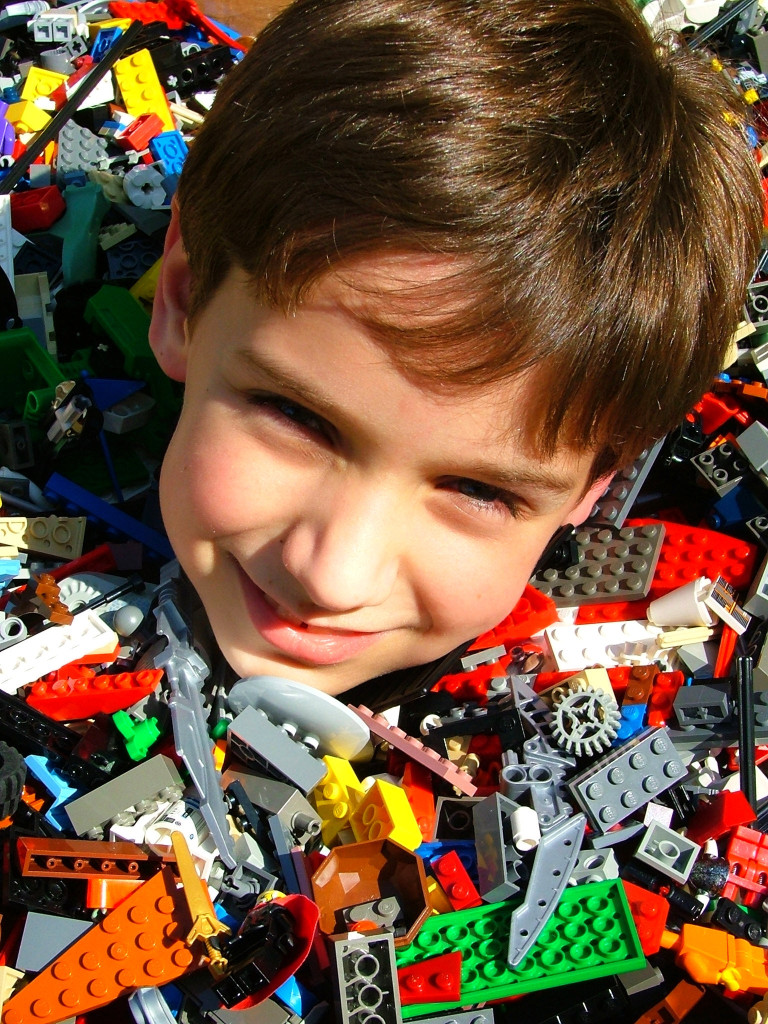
[{"x1": 150, "y1": 0, "x2": 762, "y2": 694}]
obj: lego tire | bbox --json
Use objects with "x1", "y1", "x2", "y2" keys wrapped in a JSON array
[{"x1": 0, "y1": 741, "x2": 25, "y2": 820}]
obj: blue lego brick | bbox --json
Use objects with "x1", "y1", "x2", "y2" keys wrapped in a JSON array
[
  {"x1": 615, "y1": 704, "x2": 646, "y2": 743},
  {"x1": 148, "y1": 131, "x2": 188, "y2": 177},
  {"x1": 43, "y1": 472, "x2": 173, "y2": 560}
]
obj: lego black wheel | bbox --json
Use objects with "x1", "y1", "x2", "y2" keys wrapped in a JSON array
[{"x1": 0, "y1": 741, "x2": 26, "y2": 820}]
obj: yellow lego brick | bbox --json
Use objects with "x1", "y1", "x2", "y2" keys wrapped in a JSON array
[
  {"x1": 0, "y1": 516, "x2": 86, "y2": 559},
  {"x1": 349, "y1": 779, "x2": 423, "y2": 851},
  {"x1": 130, "y1": 255, "x2": 162, "y2": 306},
  {"x1": 88, "y1": 17, "x2": 132, "y2": 41},
  {"x1": 114, "y1": 49, "x2": 174, "y2": 132},
  {"x1": 6, "y1": 100, "x2": 51, "y2": 135},
  {"x1": 311, "y1": 755, "x2": 364, "y2": 846},
  {"x1": 21, "y1": 67, "x2": 67, "y2": 104}
]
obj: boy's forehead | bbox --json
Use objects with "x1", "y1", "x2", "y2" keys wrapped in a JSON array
[{"x1": 222, "y1": 262, "x2": 595, "y2": 475}]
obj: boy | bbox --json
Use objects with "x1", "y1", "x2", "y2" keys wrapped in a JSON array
[{"x1": 149, "y1": 0, "x2": 763, "y2": 699}]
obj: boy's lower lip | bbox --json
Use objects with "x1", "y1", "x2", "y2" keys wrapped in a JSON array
[{"x1": 235, "y1": 566, "x2": 383, "y2": 666}]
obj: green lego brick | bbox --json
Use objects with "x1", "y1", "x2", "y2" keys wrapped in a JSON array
[
  {"x1": 395, "y1": 879, "x2": 644, "y2": 1018},
  {"x1": 0, "y1": 328, "x2": 65, "y2": 414}
]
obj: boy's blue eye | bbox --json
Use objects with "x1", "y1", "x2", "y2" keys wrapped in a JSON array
[
  {"x1": 449, "y1": 478, "x2": 521, "y2": 516},
  {"x1": 248, "y1": 393, "x2": 330, "y2": 437}
]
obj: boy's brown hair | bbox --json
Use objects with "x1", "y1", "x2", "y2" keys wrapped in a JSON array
[{"x1": 176, "y1": 0, "x2": 763, "y2": 475}]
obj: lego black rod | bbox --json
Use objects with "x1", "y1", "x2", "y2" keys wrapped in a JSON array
[
  {"x1": 688, "y1": 0, "x2": 757, "y2": 49},
  {"x1": 0, "y1": 18, "x2": 144, "y2": 195},
  {"x1": 737, "y1": 654, "x2": 757, "y2": 815}
]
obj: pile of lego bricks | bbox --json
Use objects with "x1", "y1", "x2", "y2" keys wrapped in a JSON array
[{"x1": 3, "y1": 4, "x2": 768, "y2": 1024}]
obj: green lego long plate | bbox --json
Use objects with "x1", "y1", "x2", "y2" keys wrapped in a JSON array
[{"x1": 395, "y1": 878, "x2": 644, "y2": 1018}]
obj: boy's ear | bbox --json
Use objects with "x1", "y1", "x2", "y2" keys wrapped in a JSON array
[
  {"x1": 149, "y1": 199, "x2": 192, "y2": 382},
  {"x1": 564, "y1": 473, "x2": 614, "y2": 527}
]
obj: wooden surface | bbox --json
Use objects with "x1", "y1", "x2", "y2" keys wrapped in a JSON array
[{"x1": 204, "y1": 0, "x2": 292, "y2": 37}]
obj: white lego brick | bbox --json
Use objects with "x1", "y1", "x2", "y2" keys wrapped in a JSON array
[
  {"x1": 0, "y1": 609, "x2": 119, "y2": 692},
  {"x1": 544, "y1": 619, "x2": 662, "y2": 672}
]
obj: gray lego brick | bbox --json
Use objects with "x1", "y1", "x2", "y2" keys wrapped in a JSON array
[
  {"x1": 328, "y1": 930, "x2": 402, "y2": 1024},
  {"x1": 736, "y1": 420, "x2": 768, "y2": 475},
  {"x1": 529, "y1": 523, "x2": 664, "y2": 606},
  {"x1": 472, "y1": 791, "x2": 523, "y2": 902},
  {"x1": 690, "y1": 439, "x2": 749, "y2": 497},
  {"x1": 633, "y1": 820, "x2": 699, "y2": 885},
  {"x1": 567, "y1": 727, "x2": 686, "y2": 833},
  {"x1": 227, "y1": 706, "x2": 326, "y2": 795},
  {"x1": 63, "y1": 753, "x2": 183, "y2": 836}
]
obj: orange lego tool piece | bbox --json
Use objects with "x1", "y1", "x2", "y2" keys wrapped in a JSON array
[{"x1": 1, "y1": 867, "x2": 198, "y2": 1024}]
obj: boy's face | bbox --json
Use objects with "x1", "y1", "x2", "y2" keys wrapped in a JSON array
[{"x1": 152, "y1": 248, "x2": 605, "y2": 697}]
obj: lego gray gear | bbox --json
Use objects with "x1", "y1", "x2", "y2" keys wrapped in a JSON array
[
  {"x1": 633, "y1": 820, "x2": 700, "y2": 885},
  {"x1": 587, "y1": 438, "x2": 664, "y2": 527},
  {"x1": 472, "y1": 791, "x2": 524, "y2": 902},
  {"x1": 736, "y1": 420, "x2": 768, "y2": 475},
  {"x1": 530, "y1": 523, "x2": 665, "y2": 606},
  {"x1": 55, "y1": 120, "x2": 109, "y2": 181},
  {"x1": 567, "y1": 726, "x2": 686, "y2": 833},
  {"x1": 551, "y1": 686, "x2": 621, "y2": 757},
  {"x1": 690, "y1": 440, "x2": 749, "y2": 497},
  {"x1": 507, "y1": 811, "x2": 586, "y2": 966},
  {"x1": 328, "y1": 929, "x2": 402, "y2": 1024}
]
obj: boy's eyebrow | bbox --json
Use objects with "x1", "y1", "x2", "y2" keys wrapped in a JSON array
[{"x1": 232, "y1": 348, "x2": 581, "y2": 497}]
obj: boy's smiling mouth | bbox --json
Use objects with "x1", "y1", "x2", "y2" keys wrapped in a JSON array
[{"x1": 233, "y1": 562, "x2": 388, "y2": 666}]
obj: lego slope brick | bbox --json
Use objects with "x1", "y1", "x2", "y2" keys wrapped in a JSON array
[
  {"x1": 1, "y1": 867, "x2": 198, "y2": 1024},
  {"x1": 394, "y1": 879, "x2": 644, "y2": 1019}
]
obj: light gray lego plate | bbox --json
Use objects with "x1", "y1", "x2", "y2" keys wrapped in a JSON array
[{"x1": 227, "y1": 675, "x2": 370, "y2": 760}]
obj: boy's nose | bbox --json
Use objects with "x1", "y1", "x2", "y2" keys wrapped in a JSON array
[{"x1": 279, "y1": 480, "x2": 403, "y2": 613}]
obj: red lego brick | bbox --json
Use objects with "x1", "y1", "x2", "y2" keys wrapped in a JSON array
[
  {"x1": 397, "y1": 950, "x2": 462, "y2": 1006},
  {"x1": 723, "y1": 825, "x2": 768, "y2": 907},
  {"x1": 431, "y1": 850, "x2": 482, "y2": 910},
  {"x1": 470, "y1": 584, "x2": 558, "y2": 648},
  {"x1": 114, "y1": 113, "x2": 164, "y2": 152},
  {"x1": 647, "y1": 671, "x2": 684, "y2": 728},
  {"x1": 577, "y1": 521, "x2": 758, "y2": 624},
  {"x1": 692, "y1": 391, "x2": 749, "y2": 435},
  {"x1": 10, "y1": 185, "x2": 65, "y2": 232},
  {"x1": 25, "y1": 668, "x2": 162, "y2": 720},
  {"x1": 400, "y1": 761, "x2": 435, "y2": 842},
  {"x1": 622, "y1": 880, "x2": 669, "y2": 956},
  {"x1": 685, "y1": 790, "x2": 757, "y2": 847},
  {"x1": 431, "y1": 658, "x2": 511, "y2": 703}
]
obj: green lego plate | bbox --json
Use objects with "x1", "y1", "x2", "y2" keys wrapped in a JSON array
[{"x1": 395, "y1": 878, "x2": 644, "y2": 1018}]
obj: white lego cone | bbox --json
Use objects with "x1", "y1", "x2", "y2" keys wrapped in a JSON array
[{"x1": 647, "y1": 576, "x2": 718, "y2": 628}]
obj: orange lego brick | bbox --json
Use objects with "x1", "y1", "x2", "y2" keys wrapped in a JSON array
[
  {"x1": 16, "y1": 836, "x2": 166, "y2": 879},
  {"x1": 1, "y1": 867, "x2": 198, "y2": 1024},
  {"x1": 400, "y1": 761, "x2": 435, "y2": 842}
]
